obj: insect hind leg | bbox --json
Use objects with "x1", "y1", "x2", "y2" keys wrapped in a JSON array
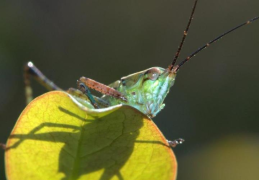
[
  {"x1": 77, "y1": 77, "x2": 127, "y2": 109},
  {"x1": 24, "y1": 61, "x2": 63, "y2": 104}
]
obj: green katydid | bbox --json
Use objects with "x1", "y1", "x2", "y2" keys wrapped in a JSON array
[{"x1": 22, "y1": 0, "x2": 258, "y2": 148}]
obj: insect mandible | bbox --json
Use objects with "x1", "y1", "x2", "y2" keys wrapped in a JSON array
[{"x1": 22, "y1": 0, "x2": 259, "y2": 148}]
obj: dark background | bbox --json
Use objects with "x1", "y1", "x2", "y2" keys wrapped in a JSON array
[{"x1": 1, "y1": 0, "x2": 259, "y2": 180}]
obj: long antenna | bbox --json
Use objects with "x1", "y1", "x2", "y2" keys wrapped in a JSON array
[
  {"x1": 175, "y1": 16, "x2": 259, "y2": 72},
  {"x1": 168, "y1": 0, "x2": 198, "y2": 70}
]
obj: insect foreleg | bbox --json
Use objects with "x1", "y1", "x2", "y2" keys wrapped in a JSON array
[
  {"x1": 24, "y1": 62, "x2": 63, "y2": 104},
  {"x1": 167, "y1": 138, "x2": 185, "y2": 148}
]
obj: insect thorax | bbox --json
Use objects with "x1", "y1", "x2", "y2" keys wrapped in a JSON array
[{"x1": 102, "y1": 67, "x2": 177, "y2": 118}]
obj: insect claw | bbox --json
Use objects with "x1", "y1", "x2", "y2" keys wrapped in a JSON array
[{"x1": 167, "y1": 138, "x2": 185, "y2": 148}]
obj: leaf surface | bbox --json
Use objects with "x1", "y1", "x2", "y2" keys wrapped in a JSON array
[{"x1": 5, "y1": 91, "x2": 177, "y2": 180}]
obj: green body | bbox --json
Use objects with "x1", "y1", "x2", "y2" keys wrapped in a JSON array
[{"x1": 102, "y1": 67, "x2": 176, "y2": 118}]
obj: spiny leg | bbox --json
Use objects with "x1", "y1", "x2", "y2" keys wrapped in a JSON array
[
  {"x1": 78, "y1": 77, "x2": 127, "y2": 102},
  {"x1": 77, "y1": 77, "x2": 127, "y2": 108},
  {"x1": 167, "y1": 138, "x2": 185, "y2": 148},
  {"x1": 24, "y1": 62, "x2": 63, "y2": 104},
  {"x1": 24, "y1": 62, "x2": 114, "y2": 108}
]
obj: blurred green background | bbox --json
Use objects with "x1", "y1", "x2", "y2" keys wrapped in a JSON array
[{"x1": 0, "y1": 0, "x2": 259, "y2": 180}]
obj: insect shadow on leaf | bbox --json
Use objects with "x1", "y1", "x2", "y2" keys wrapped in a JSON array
[{"x1": 6, "y1": 105, "x2": 169, "y2": 180}]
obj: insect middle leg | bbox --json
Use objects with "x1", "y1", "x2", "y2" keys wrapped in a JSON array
[
  {"x1": 76, "y1": 83, "x2": 100, "y2": 109},
  {"x1": 67, "y1": 88, "x2": 110, "y2": 108}
]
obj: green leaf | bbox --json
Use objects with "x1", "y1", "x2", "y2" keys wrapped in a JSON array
[{"x1": 5, "y1": 91, "x2": 177, "y2": 180}]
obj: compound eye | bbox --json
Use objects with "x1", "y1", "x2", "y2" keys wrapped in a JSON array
[{"x1": 146, "y1": 68, "x2": 160, "y2": 81}]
